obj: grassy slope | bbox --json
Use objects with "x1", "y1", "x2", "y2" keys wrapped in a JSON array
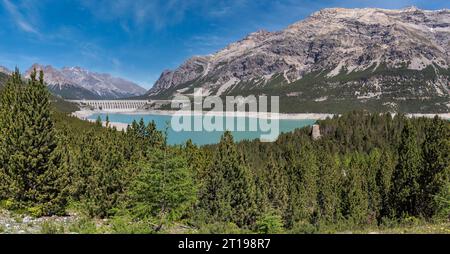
[
  {"x1": 228, "y1": 64, "x2": 450, "y2": 113},
  {"x1": 150, "y1": 64, "x2": 450, "y2": 114}
]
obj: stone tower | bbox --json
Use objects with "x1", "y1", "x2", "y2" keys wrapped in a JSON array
[{"x1": 311, "y1": 124, "x2": 321, "y2": 140}]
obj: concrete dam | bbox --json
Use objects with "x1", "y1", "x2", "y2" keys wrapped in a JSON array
[{"x1": 68, "y1": 100, "x2": 150, "y2": 110}]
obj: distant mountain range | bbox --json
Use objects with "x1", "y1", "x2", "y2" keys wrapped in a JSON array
[
  {"x1": 1, "y1": 64, "x2": 147, "y2": 100},
  {"x1": 0, "y1": 66, "x2": 79, "y2": 112},
  {"x1": 146, "y1": 7, "x2": 450, "y2": 113},
  {"x1": 22, "y1": 64, "x2": 147, "y2": 100}
]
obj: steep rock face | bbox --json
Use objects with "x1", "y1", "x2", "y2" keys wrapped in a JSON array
[
  {"x1": 25, "y1": 64, "x2": 147, "y2": 99},
  {"x1": 150, "y1": 56, "x2": 211, "y2": 95},
  {"x1": 147, "y1": 7, "x2": 450, "y2": 113}
]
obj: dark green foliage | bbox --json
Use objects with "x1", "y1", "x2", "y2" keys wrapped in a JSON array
[
  {"x1": 317, "y1": 154, "x2": 342, "y2": 224},
  {"x1": 343, "y1": 153, "x2": 369, "y2": 226},
  {"x1": 226, "y1": 111, "x2": 449, "y2": 231},
  {"x1": 0, "y1": 69, "x2": 66, "y2": 215},
  {"x1": 391, "y1": 120, "x2": 422, "y2": 217},
  {"x1": 256, "y1": 211, "x2": 285, "y2": 234},
  {"x1": 284, "y1": 143, "x2": 319, "y2": 227},
  {"x1": 199, "y1": 131, "x2": 257, "y2": 227},
  {"x1": 128, "y1": 149, "x2": 197, "y2": 231},
  {"x1": 1, "y1": 69, "x2": 449, "y2": 233},
  {"x1": 435, "y1": 182, "x2": 450, "y2": 221},
  {"x1": 419, "y1": 116, "x2": 450, "y2": 217},
  {"x1": 262, "y1": 155, "x2": 289, "y2": 216},
  {"x1": 374, "y1": 149, "x2": 395, "y2": 220}
]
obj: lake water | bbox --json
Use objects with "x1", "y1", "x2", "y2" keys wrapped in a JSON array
[{"x1": 88, "y1": 113, "x2": 317, "y2": 145}]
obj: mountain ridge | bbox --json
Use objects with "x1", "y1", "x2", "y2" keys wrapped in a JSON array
[
  {"x1": 146, "y1": 7, "x2": 450, "y2": 113},
  {"x1": 25, "y1": 64, "x2": 147, "y2": 100}
]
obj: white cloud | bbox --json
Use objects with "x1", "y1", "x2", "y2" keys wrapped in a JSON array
[
  {"x1": 80, "y1": 0, "x2": 194, "y2": 31},
  {"x1": 1, "y1": 0, "x2": 39, "y2": 35}
]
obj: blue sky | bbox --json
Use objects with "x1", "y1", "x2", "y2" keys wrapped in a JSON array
[{"x1": 0, "y1": 0, "x2": 448, "y2": 89}]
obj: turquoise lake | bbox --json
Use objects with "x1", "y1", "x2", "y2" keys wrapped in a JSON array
[{"x1": 88, "y1": 113, "x2": 317, "y2": 145}]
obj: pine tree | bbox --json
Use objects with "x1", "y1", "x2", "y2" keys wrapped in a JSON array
[
  {"x1": 0, "y1": 69, "x2": 24, "y2": 200},
  {"x1": 391, "y1": 120, "x2": 422, "y2": 217},
  {"x1": 297, "y1": 143, "x2": 319, "y2": 224},
  {"x1": 129, "y1": 148, "x2": 197, "y2": 231},
  {"x1": 435, "y1": 180, "x2": 450, "y2": 221},
  {"x1": 284, "y1": 142, "x2": 319, "y2": 226},
  {"x1": 283, "y1": 144, "x2": 300, "y2": 228},
  {"x1": 264, "y1": 155, "x2": 288, "y2": 215},
  {"x1": 366, "y1": 149, "x2": 382, "y2": 223},
  {"x1": 376, "y1": 149, "x2": 395, "y2": 220},
  {"x1": 0, "y1": 69, "x2": 65, "y2": 215},
  {"x1": 419, "y1": 116, "x2": 450, "y2": 217},
  {"x1": 199, "y1": 131, "x2": 257, "y2": 227},
  {"x1": 146, "y1": 120, "x2": 164, "y2": 148},
  {"x1": 317, "y1": 153, "x2": 342, "y2": 224},
  {"x1": 345, "y1": 153, "x2": 369, "y2": 226},
  {"x1": 95, "y1": 116, "x2": 102, "y2": 127}
]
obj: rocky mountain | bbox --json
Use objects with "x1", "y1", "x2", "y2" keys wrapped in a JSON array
[
  {"x1": 25, "y1": 64, "x2": 147, "y2": 100},
  {"x1": 147, "y1": 7, "x2": 450, "y2": 113}
]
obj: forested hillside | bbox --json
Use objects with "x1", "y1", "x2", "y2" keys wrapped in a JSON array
[{"x1": 0, "y1": 70, "x2": 449, "y2": 233}]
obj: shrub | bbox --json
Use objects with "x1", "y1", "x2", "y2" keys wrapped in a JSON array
[
  {"x1": 109, "y1": 215, "x2": 154, "y2": 234},
  {"x1": 68, "y1": 217, "x2": 99, "y2": 234},
  {"x1": 27, "y1": 206, "x2": 44, "y2": 218},
  {"x1": 256, "y1": 212, "x2": 285, "y2": 234},
  {"x1": 289, "y1": 221, "x2": 318, "y2": 234},
  {"x1": 40, "y1": 221, "x2": 64, "y2": 234}
]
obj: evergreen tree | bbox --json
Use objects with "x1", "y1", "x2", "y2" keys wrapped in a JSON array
[
  {"x1": 366, "y1": 149, "x2": 382, "y2": 223},
  {"x1": 199, "y1": 131, "x2": 257, "y2": 227},
  {"x1": 264, "y1": 155, "x2": 288, "y2": 215},
  {"x1": 256, "y1": 210, "x2": 285, "y2": 234},
  {"x1": 419, "y1": 116, "x2": 450, "y2": 217},
  {"x1": 129, "y1": 149, "x2": 197, "y2": 231},
  {"x1": 297, "y1": 143, "x2": 319, "y2": 224},
  {"x1": 343, "y1": 153, "x2": 369, "y2": 226},
  {"x1": 105, "y1": 114, "x2": 110, "y2": 127},
  {"x1": 391, "y1": 120, "x2": 422, "y2": 217},
  {"x1": 435, "y1": 180, "x2": 450, "y2": 221},
  {"x1": 283, "y1": 144, "x2": 300, "y2": 228},
  {"x1": 146, "y1": 120, "x2": 164, "y2": 148},
  {"x1": 0, "y1": 69, "x2": 65, "y2": 215},
  {"x1": 283, "y1": 142, "x2": 319, "y2": 227},
  {"x1": 95, "y1": 116, "x2": 102, "y2": 127},
  {"x1": 317, "y1": 153, "x2": 342, "y2": 224},
  {"x1": 0, "y1": 69, "x2": 24, "y2": 200},
  {"x1": 376, "y1": 149, "x2": 395, "y2": 220}
]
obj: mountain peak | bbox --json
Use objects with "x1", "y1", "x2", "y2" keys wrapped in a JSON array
[
  {"x1": 147, "y1": 7, "x2": 450, "y2": 113},
  {"x1": 24, "y1": 63, "x2": 147, "y2": 99},
  {"x1": 402, "y1": 6, "x2": 421, "y2": 12},
  {"x1": 62, "y1": 66, "x2": 85, "y2": 71}
]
